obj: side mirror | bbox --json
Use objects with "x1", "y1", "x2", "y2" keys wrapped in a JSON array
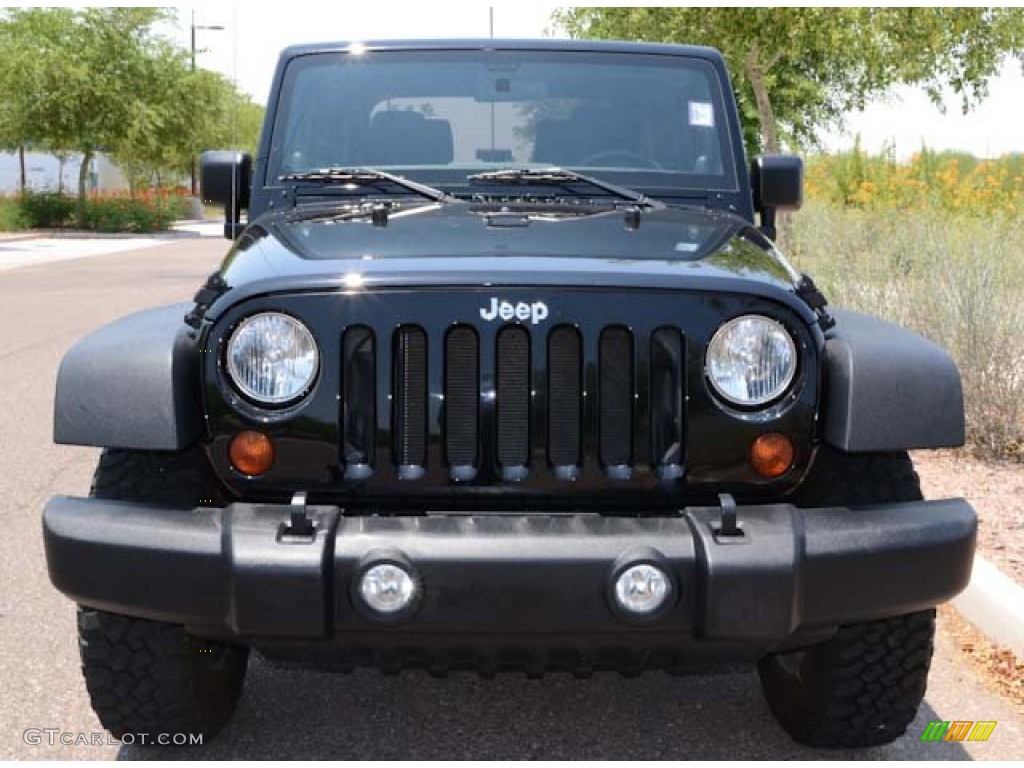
[
  {"x1": 200, "y1": 151, "x2": 252, "y2": 240},
  {"x1": 750, "y1": 155, "x2": 803, "y2": 240}
]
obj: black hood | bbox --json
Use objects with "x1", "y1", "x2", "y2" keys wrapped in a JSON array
[{"x1": 209, "y1": 201, "x2": 810, "y2": 322}]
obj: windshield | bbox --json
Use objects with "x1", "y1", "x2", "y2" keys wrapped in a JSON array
[{"x1": 267, "y1": 49, "x2": 738, "y2": 196}]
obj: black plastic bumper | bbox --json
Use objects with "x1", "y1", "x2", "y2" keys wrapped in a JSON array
[{"x1": 44, "y1": 496, "x2": 975, "y2": 656}]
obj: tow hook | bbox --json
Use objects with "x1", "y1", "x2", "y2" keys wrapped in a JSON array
[
  {"x1": 712, "y1": 493, "x2": 746, "y2": 542},
  {"x1": 280, "y1": 491, "x2": 316, "y2": 542}
]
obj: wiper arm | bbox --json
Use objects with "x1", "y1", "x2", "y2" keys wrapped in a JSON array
[
  {"x1": 466, "y1": 167, "x2": 659, "y2": 207},
  {"x1": 279, "y1": 167, "x2": 451, "y2": 203}
]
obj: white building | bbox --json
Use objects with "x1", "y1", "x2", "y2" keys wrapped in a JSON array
[{"x1": 0, "y1": 152, "x2": 127, "y2": 194}]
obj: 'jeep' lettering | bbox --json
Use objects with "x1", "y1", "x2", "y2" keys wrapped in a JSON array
[{"x1": 480, "y1": 298, "x2": 549, "y2": 325}]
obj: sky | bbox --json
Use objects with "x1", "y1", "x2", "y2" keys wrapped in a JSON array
[{"x1": 170, "y1": 3, "x2": 1024, "y2": 160}]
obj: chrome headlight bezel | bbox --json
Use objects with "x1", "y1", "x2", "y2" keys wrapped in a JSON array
[
  {"x1": 705, "y1": 314, "x2": 798, "y2": 408},
  {"x1": 225, "y1": 311, "x2": 320, "y2": 407}
]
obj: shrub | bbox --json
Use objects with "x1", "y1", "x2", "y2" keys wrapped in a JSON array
[
  {"x1": 19, "y1": 191, "x2": 76, "y2": 228},
  {"x1": 13, "y1": 188, "x2": 189, "y2": 233},
  {"x1": 786, "y1": 203, "x2": 1024, "y2": 460},
  {"x1": 0, "y1": 196, "x2": 28, "y2": 231},
  {"x1": 83, "y1": 189, "x2": 190, "y2": 233},
  {"x1": 805, "y1": 144, "x2": 1024, "y2": 217}
]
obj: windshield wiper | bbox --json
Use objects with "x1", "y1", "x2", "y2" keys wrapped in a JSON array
[
  {"x1": 279, "y1": 167, "x2": 451, "y2": 203},
  {"x1": 466, "y1": 167, "x2": 659, "y2": 207}
]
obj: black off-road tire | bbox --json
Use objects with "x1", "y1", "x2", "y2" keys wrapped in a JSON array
[
  {"x1": 89, "y1": 447, "x2": 229, "y2": 508},
  {"x1": 79, "y1": 608, "x2": 248, "y2": 741},
  {"x1": 760, "y1": 446, "x2": 934, "y2": 748},
  {"x1": 78, "y1": 448, "x2": 247, "y2": 742},
  {"x1": 788, "y1": 444, "x2": 923, "y2": 508}
]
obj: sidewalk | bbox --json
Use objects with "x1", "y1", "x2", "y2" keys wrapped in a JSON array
[{"x1": 0, "y1": 219, "x2": 222, "y2": 272}]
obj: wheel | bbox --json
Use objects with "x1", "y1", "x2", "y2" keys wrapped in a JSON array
[
  {"x1": 78, "y1": 448, "x2": 247, "y2": 741},
  {"x1": 579, "y1": 149, "x2": 663, "y2": 169},
  {"x1": 79, "y1": 608, "x2": 248, "y2": 741},
  {"x1": 89, "y1": 447, "x2": 229, "y2": 508},
  {"x1": 759, "y1": 446, "x2": 934, "y2": 748}
]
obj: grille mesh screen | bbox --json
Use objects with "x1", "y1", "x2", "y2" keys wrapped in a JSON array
[
  {"x1": 600, "y1": 327, "x2": 633, "y2": 466},
  {"x1": 548, "y1": 326, "x2": 582, "y2": 467},
  {"x1": 341, "y1": 326, "x2": 375, "y2": 464},
  {"x1": 497, "y1": 326, "x2": 530, "y2": 466},
  {"x1": 394, "y1": 326, "x2": 427, "y2": 466},
  {"x1": 445, "y1": 326, "x2": 478, "y2": 466}
]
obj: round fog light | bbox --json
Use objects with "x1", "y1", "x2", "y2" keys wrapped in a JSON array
[
  {"x1": 614, "y1": 564, "x2": 672, "y2": 616},
  {"x1": 359, "y1": 563, "x2": 417, "y2": 615}
]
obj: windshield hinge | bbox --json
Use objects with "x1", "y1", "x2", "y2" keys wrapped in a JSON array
[
  {"x1": 795, "y1": 273, "x2": 835, "y2": 331},
  {"x1": 184, "y1": 271, "x2": 229, "y2": 329}
]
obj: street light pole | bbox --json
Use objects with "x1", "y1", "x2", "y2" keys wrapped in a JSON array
[{"x1": 189, "y1": 10, "x2": 225, "y2": 197}]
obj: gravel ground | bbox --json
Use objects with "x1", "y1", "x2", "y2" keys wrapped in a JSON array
[{"x1": 914, "y1": 450, "x2": 1024, "y2": 585}]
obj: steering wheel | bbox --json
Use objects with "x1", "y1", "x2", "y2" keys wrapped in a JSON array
[{"x1": 579, "y1": 149, "x2": 663, "y2": 170}]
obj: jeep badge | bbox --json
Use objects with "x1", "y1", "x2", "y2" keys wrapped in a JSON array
[{"x1": 479, "y1": 298, "x2": 549, "y2": 325}]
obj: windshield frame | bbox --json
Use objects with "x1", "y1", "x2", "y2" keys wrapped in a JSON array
[{"x1": 261, "y1": 47, "x2": 745, "y2": 203}]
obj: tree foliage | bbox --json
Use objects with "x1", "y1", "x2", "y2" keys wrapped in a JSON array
[
  {"x1": 0, "y1": 7, "x2": 263, "y2": 213},
  {"x1": 554, "y1": 8, "x2": 1024, "y2": 155}
]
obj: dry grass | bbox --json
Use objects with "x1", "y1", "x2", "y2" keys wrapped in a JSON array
[
  {"x1": 940, "y1": 605, "x2": 1024, "y2": 711},
  {"x1": 785, "y1": 202, "x2": 1024, "y2": 461}
]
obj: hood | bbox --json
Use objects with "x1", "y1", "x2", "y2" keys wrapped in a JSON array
[{"x1": 209, "y1": 201, "x2": 810, "y2": 321}]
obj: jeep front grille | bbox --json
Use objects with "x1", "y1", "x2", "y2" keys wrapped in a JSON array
[{"x1": 340, "y1": 322, "x2": 686, "y2": 486}]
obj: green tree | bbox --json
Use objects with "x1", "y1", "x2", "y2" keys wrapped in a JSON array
[
  {"x1": 0, "y1": 7, "x2": 263, "y2": 218},
  {"x1": 554, "y1": 8, "x2": 1024, "y2": 155},
  {"x1": 0, "y1": 8, "x2": 175, "y2": 220},
  {"x1": 0, "y1": 10, "x2": 62, "y2": 193}
]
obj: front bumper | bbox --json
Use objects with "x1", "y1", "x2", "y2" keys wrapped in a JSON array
[{"x1": 44, "y1": 497, "x2": 975, "y2": 663}]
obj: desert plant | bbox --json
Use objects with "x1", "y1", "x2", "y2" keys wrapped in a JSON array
[{"x1": 786, "y1": 202, "x2": 1024, "y2": 460}]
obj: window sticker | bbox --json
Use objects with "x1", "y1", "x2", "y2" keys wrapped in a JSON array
[{"x1": 689, "y1": 101, "x2": 715, "y2": 128}]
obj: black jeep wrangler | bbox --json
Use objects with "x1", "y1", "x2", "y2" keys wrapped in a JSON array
[{"x1": 44, "y1": 39, "x2": 976, "y2": 749}]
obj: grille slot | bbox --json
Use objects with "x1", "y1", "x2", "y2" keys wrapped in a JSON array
[
  {"x1": 496, "y1": 326, "x2": 530, "y2": 470},
  {"x1": 341, "y1": 326, "x2": 376, "y2": 476},
  {"x1": 548, "y1": 326, "x2": 582, "y2": 469},
  {"x1": 445, "y1": 326, "x2": 479, "y2": 469},
  {"x1": 599, "y1": 327, "x2": 634, "y2": 469},
  {"x1": 393, "y1": 326, "x2": 427, "y2": 474},
  {"x1": 650, "y1": 327, "x2": 684, "y2": 477}
]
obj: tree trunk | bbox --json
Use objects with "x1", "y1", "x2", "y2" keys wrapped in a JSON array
[
  {"x1": 77, "y1": 147, "x2": 93, "y2": 229},
  {"x1": 744, "y1": 48, "x2": 780, "y2": 155},
  {"x1": 744, "y1": 47, "x2": 795, "y2": 246},
  {"x1": 18, "y1": 145, "x2": 26, "y2": 194}
]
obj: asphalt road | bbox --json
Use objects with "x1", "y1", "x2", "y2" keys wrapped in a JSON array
[{"x1": 1, "y1": 237, "x2": 1021, "y2": 759}]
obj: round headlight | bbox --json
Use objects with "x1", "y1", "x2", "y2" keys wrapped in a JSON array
[
  {"x1": 226, "y1": 312, "x2": 319, "y2": 405},
  {"x1": 706, "y1": 315, "x2": 797, "y2": 406}
]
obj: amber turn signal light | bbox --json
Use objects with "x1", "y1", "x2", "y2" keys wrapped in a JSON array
[
  {"x1": 750, "y1": 433, "x2": 794, "y2": 478},
  {"x1": 229, "y1": 431, "x2": 275, "y2": 476}
]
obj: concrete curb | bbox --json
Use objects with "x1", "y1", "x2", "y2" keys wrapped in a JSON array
[
  {"x1": 952, "y1": 554, "x2": 1024, "y2": 657},
  {"x1": 1, "y1": 220, "x2": 219, "y2": 243},
  {"x1": 45, "y1": 229, "x2": 202, "y2": 240},
  {"x1": 0, "y1": 232, "x2": 45, "y2": 244}
]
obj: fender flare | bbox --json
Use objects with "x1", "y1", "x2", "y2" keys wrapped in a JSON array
[
  {"x1": 821, "y1": 309, "x2": 965, "y2": 452},
  {"x1": 54, "y1": 303, "x2": 202, "y2": 451}
]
